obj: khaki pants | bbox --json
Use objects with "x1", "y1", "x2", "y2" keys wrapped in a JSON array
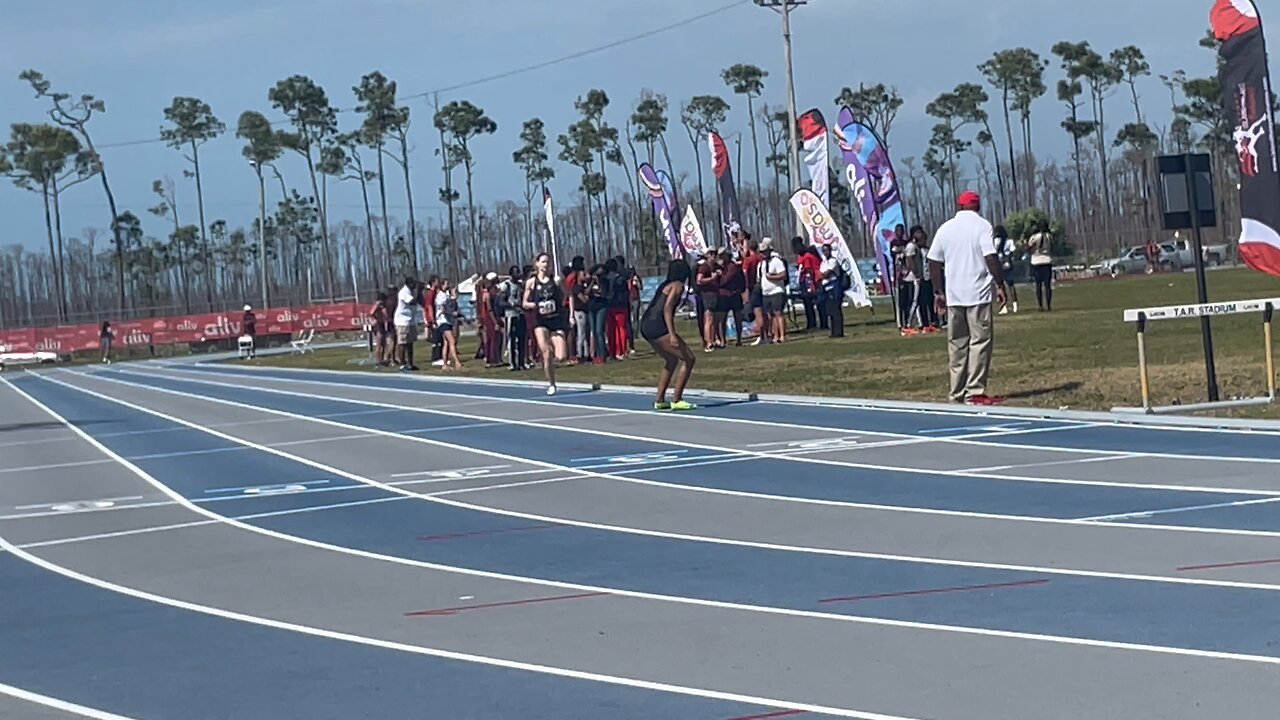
[{"x1": 947, "y1": 304, "x2": 993, "y2": 401}]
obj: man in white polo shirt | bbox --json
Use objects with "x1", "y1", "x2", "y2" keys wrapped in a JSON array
[{"x1": 927, "y1": 191, "x2": 1006, "y2": 406}]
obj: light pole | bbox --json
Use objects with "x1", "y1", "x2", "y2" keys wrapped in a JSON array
[
  {"x1": 755, "y1": 0, "x2": 806, "y2": 235},
  {"x1": 249, "y1": 160, "x2": 268, "y2": 310}
]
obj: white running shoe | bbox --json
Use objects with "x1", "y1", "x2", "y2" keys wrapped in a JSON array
[{"x1": 546, "y1": 384, "x2": 557, "y2": 396}]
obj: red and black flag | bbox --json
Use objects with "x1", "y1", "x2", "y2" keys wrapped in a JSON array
[{"x1": 1213, "y1": 0, "x2": 1280, "y2": 275}]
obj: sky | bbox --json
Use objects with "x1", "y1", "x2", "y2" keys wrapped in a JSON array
[{"x1": 0, "y1": 0, "x2": 1233, "y2": 252}]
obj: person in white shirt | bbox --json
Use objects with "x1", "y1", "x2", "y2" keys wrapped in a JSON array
[
  {"x1": 993, "y1": 224, "x2": 1020, "y2": 315},
  {"x1": 393, "y1": 276, "x2": 420, "y2": 371},
  {"x1": 893, "y1": 223, "x2": 922, "y2": 335},
  {"x1": 1027, "y1": 220, "x2": 1055, "y2": 311},
  {"x1": 758, "y1": 238, "x2": 789, "y2": 344},
  {"x1": 927, "y1": 191, "x2": 1006, "y2": 406}
]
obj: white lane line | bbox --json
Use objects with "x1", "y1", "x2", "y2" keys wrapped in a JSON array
[
  {"x1": 390, "y1": 465, "x2": 512, "y2": 479},
  {"x1": 918, "y1": 422, "x2": 1035, "y2": 435},
  {"x1": 1079, "y1": 497, "x2": 1280, "y2": 523},
  {"x1": 110, "y1": 367, "x2": 1280, "y2": 501},
  {"x1": 0, "y1": 458, "x2": 114, "y2": 475},
  {"x1": 41, "y1": 370, "x2": 1280, "y2": 593},
  {"x1": 14, "y1": 495, "x2": 145, "y2": 511},
  {"x1": 168, "y1": 363, "x2": 1280, "y2": 462},
  {"x1": 0, "y1": 539, "x2": 920, "y2": 720},
  {"x1": 16, "y1": 477, "x2": 581, "y2": 551},
  {"x1": 957, "y1": 454, "x2": 1146, "y2": 474},
  {"x1": 0, "y1": 681, "x2": 140, "y2": 720}
]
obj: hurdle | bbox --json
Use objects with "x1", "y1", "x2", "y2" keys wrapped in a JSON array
[{"x1": 1115, "y1": 297, "x2": 1279, "y2": 414}]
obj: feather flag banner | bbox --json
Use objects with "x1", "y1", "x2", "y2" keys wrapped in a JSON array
[
  {"x1": 709, "y1": 131, "x2": 740, "y2": 237},
  {"x1": 798, "y1": 109, "x2": 831, "y2": 208},
  {"x1": 833, "y1": 107, "x2": 905, "y2": 294},
  {"x1": 790, "y1": 188, "x2": 871, "y2": 308},
  {"x1": 543, "y1": 188, "x2": 560, "y2": 280},
  {"x1": 638, "y1": 163, "x2": 681, "y2": 259},
  {"x1": 679, "y1": 205, "x2": 709, "y2": 257},
  {"x1": 1213, "y1": 0, "x2": 1280, "y2": 275}
]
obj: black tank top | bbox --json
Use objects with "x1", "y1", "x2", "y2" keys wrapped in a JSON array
[
  {"x1": 642, "y1": 280, "x2": 680, "y2": 325},
  {"x1": 531, "y1": 276, "x2": 563, "y2": 316}
]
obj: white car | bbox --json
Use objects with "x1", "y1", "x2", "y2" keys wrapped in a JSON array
[{"x1": 0, "y1": 344, "x2": 60, "y2": 370}]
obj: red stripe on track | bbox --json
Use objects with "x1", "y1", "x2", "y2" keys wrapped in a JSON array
[
  {"x1": 417, "y1": 524, "x2": 563, "y2": 542},
  {"x1": 405, "y1": 592, "x2": 608, "y2": 617},
  {"x1": 1177, "y1": 557, "x2": 1280, "y2": 572},
  {"x1": 723, "y1": 710, "x2": 807, "y2": 720},
  {"x1": 820, "y1": 578, "x2": 1050, "y2": 604}
]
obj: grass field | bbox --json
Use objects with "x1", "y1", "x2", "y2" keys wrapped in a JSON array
[{"x1": 256, "y1": 267, "x2": 1280, "y2": 418}]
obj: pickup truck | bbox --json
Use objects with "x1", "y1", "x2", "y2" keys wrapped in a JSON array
[{"x1": 1163, "y1": 239, "x2": 1232, "y2": 269}]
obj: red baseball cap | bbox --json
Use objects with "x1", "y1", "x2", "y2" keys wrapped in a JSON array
[{"x1": 957, "y1": 190, "x2": 981, "y2": 208}]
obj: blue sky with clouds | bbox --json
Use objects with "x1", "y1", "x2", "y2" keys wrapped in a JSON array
[{"x1": 0, "y1": 0, "x2": 1228, "y2": 251}]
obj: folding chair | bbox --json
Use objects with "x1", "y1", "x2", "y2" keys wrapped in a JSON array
[{"x1": 290, "y1": 329, "x2": 315, "y2": 354}]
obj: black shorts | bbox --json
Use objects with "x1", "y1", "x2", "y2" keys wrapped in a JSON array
[
  {"x1": 748, "y1": 287, "x2": 764, "y2": 313},
  {"x1": 641, "y1": 318, "x2": 669, "y2": 343},
  {"x1": 535, "y1": 312, "x2": 569, "y2": 334},
  {"x1": 719, "y1": 293, "x2": 744, "y2": 314},
  {"x1": 700, "y1": 292, "x2": 721, "y2": 314},
  {"x1": 762, "y1": 294, "x2": 785, "y2": 315}
]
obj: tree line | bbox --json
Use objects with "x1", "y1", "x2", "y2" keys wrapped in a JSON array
[{"x1": 0, "y1": 32, "x2": 1233, "y2": 328}]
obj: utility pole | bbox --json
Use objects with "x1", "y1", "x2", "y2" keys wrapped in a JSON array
[
  {"x1": 250, "y1": 160, "x2": 269, "y2": 309},
  {"x1": 756, "y1": 0, "x2": 806, "y2": 237}
]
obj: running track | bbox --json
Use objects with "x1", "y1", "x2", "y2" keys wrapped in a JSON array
[{"x1": 2, "y1": 362, "x2": 1280, "y2": 719}]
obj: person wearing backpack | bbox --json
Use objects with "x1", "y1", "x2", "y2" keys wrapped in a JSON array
[
  {"x1": 819, "y1": 244, "x2": 845, "y2": 338},
  {"x1": 603, "y1": 258, "x2": 630, "y2": 360}
]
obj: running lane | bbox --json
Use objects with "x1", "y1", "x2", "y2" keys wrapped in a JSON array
[
  {"x1": 168, "y1": 364, "x2": 1280, "y2": 460},
  {"x1": 105, "y1": 367, "x2": 1280, "y2": 526},
  {"x1": 18, "y1": 372, "x2": 1280, "y2": 660},
  {"x1": 0, "y1": 552, "x2": 777, "y2": 719}
]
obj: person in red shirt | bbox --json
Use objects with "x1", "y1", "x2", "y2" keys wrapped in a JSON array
[
  {"x1": 740, "y1": 235, "x2": 764, "y2": 340},
  {"x1": 423, "y1": 276, "x2": 443, "y2": 366},
  {"x1": 792, "y1": 237, "x2": 823, "y2": 331},
  {"x1": 717, "y1": 248, "x2": 747, "y2": 345},
  {"x1": 694, "y1": 252, "x2": 723, "y2": 350}
]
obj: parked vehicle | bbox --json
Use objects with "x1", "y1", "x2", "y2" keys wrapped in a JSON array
[
  {"x1": 0, "y1": 345, "x2": 60, "y2": 370},
  {"x1": 1098, "y1": 246, "x2": 1172, "y2": 276},
  {"x1": 1162, "y1": 239, "x2": 1232, "y2": 269}
]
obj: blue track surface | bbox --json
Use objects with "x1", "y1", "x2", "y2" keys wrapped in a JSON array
[
  {"x1": 13, "y1": 373, "x2": 1280, "y2": 661},
  {"x1": 177, "y1": 364, "x2": 1280, "y2": 459},
  {"x1": 104, "y1": 369, "x2": 1280, "y2": 524},
  {"x1": 0, "y1": 554, "x2": 770, "y2": 719}
]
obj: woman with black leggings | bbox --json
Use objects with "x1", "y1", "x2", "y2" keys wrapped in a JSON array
[{"x1": 1028, "y1": 220, "x2": 1054, "y2": 312}]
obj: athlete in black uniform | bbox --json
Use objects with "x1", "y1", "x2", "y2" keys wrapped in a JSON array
[
  {"x1": 522, "y1": 252, "x2": 574, "y2": 395},
  {"x1": 641, "y1": 260, "x2": 697, "y2": 411}
]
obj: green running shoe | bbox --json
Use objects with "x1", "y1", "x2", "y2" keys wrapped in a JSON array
[
  {"x1": 654, "y1": 401, "x2": 672, "y2": 411},
  {"x1": 670, "y1": 400, "x2": 697, "y2": 412}
]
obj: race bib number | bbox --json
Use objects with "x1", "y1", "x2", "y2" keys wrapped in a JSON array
[{"x1": 538, "y1": 300, "x2": 557, "y2": 316}]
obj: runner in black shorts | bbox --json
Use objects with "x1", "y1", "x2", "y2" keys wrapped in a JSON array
[
  {"x1": 641, "y1": 260, "x2": 697, "y2": 411},
  {"x1": 523, "y1": 252, "x2": 574, "y2": 395}
]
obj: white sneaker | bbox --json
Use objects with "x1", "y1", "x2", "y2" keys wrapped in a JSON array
[
  {"x1": 432, "y1": 359, "x2": 445, "y2": 367},
  {"x1": 546, "y1": 384, "x2": 557, "y2": 396},
  {"x1": 999, "y1": 307, "x2": 1008, "y2": 316}
]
